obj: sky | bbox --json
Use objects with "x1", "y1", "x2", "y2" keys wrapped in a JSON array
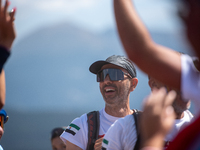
[{"x1": 7, "y1": 0, "x2": 184, "y2": 42}]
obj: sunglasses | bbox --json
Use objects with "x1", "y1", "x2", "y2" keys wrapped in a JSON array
[{"x1": 97, "y1": 68, "x2": 131, "y2": 82}]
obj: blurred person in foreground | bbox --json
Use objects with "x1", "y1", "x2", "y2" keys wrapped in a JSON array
[
  {"x1": 0, "y1": 0, "x2": 16, "y2": 109},
  {"x1": 142, "y1": 61, "x2": 200, "y2": 150},
  {"x1": 148, "y1": 76, "x2": 193, "y2": 148},
  {"x1": 60, "y1": 55, "x2": 138, "y2": 150},
  {"x1": 114, "y1": 0, "x2": 200, "y2": 113},
  {"x1": 140, "y1": 82, "x2": 200, "y2": 150},
  {"x1": 113, "y1": 0, "x2": 200, "y2": 149},
  {"x1": 51, "y1": 127, "x2": 66, "y2": 150},
  {"x1": 0, "y1": 109, "x2": 9, "y2": 150},
  {"x1": 101, "y1": 76, "x2": 193, "y2": 150}
]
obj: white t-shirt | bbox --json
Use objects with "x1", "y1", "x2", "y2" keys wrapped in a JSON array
[
  {"x1": 165, "y1": 110, "x2": 193, "y2": 142},
  {"x1": 181, "y1": 54, "x2": 200, "y2": 114},
  {"x1": 102, "y1": 110, "x2": 193, "y2": 150},
  {"x1": 60, "y1": 108, "x2": 120, "y2": 150},
  {"x1": 102, "y1": 114, "x2": 137, "y2": 150}
]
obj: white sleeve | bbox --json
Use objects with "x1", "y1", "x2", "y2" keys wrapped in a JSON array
[
  {"x1": 181, "y1": 54, "x2": 200, "y2": 113},
  {"x1": 60, "y1": 114, "x2": 88, "y2": 150},
  {"x1": 102, "y1": 115, "x2": 137, "y2": 150}
]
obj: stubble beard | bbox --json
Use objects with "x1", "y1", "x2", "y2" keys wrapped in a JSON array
[{"x1": 102, "y1": 82, "x2": 130, "y2": 105}]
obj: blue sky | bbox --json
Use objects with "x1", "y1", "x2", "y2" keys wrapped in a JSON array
[{"x1": 8, "y1": 0, "x2": 183, "y2": 42}]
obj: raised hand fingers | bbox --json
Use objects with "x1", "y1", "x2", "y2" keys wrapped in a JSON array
[
  {"x1": 144, "y1": 87, "x2": 167, "y2": 111},
  {"x1": 141, "y1": 88, "x2": 176, "y2": 137},
  {"x1": 163, "y1": 90, "x2": 177, "y2": 107},
  {"x1": 163, "y1": 90, "x2": 176, "y2": 123},
  {"x1": 3, "y1": 0, "x2": 9, "y2": 19},
  {"x1": 9, "y1": 7, "x2": 16, "y2": 22},
  {"x1": 0, "y1": 0, "x2": 16, "y2": 49},
  {"x1": 142, "y1": 87, "x2": 177, "y2": 122}
]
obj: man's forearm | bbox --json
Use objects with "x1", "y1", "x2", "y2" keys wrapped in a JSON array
[
  {"x1": 114, "y1": 0, "x2": 153, "y2": 60},
  {"x1": 0, "y1": 70, "x2": 6, "y2": 109},
  {"x1": 114, "y1": 0, "x2": 181, "y2": 90}
]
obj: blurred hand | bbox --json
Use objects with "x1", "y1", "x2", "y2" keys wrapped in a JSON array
[
  {"x1": 94, "y1": 137, "x2": 104, "y2": 150},
  {"x1": 0, "y1": 0, "x2": 16, "y2": 50},
  {"x1": 140, "y1": 87, "x2": 176, "y2": 149}
]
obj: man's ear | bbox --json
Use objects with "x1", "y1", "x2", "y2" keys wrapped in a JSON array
[
  {"x1": 148, "y1": 79, "x2": 153, "y2": 89},
  {"x1": 130, "y1": 78, "x2": 138, "y2": 92}
]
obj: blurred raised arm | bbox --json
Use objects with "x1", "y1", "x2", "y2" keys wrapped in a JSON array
[
  {"x1": 0, "y1": 70, "x2": 5, "y2": 108},
  {"x1": 114, "y1": 0, "x2": 181, "y2": 90},
  {"x1": 0, "y1": 0, "x2": 16, "y2": 109}
]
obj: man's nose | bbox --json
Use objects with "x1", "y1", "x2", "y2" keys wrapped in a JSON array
[{"x1": 104, "y1": 74, "x2": 112, "y2": 83}]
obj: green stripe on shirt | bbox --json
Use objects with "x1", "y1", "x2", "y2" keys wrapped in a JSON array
[
  {"x1": 103, "y1": 139, "x2": 109, "y2": 145},
  {"x1": 69, "y1": 123, "x2": 80, "y2": 130}
]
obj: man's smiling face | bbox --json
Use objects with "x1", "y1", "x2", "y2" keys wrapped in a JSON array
[{"x1": 99, "y1": 64, "x2": 132, "y2": 105}]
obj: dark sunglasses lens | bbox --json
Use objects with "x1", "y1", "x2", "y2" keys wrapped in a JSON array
[
  {"x1": 97, "y1": 72, "x2": 101, "y2": 82},
  {"x1": 97, "y1": 69, "x2": 124, "y2": 82},
  {"x1": 109, "y1": 69, "x2": 124, "y2": 81},
  {"x1": 97, "y1": 70, "x2": 104, "y2": 82}
]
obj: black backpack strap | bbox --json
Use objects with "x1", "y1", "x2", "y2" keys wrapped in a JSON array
[
  {"x1": 132, "y1": 109, "x2": 142, "y2": 150},
  {"x1": 86, "y1": 111, "x2": 100, "y2": 150}
]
